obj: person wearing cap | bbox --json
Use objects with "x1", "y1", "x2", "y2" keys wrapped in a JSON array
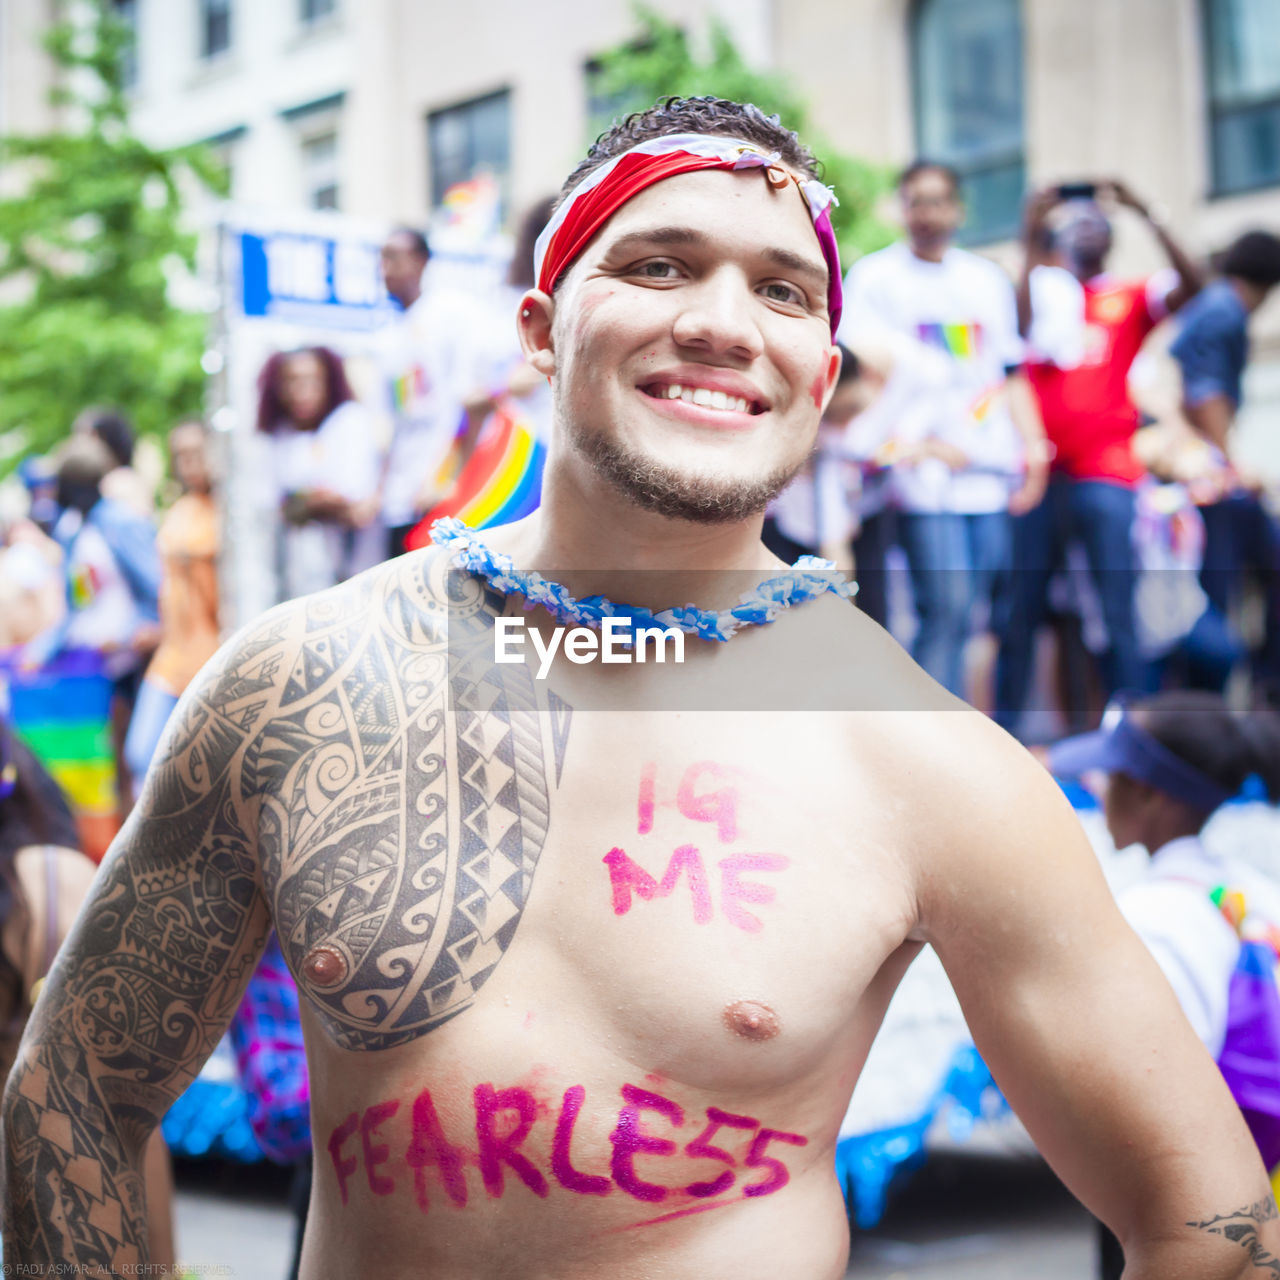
[
  {"x1": 1048, "y1": 689, "x2": 1280, "y2": 1278},
  {"x1": 6, "y1": 98, "x2": 1279, "y2": 1278}
]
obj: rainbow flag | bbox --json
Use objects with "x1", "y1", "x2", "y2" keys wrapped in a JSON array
[
  {"x1": 917, "y1": 320, "x2": 983, "y2": 360},
  {"x1": 2, "y1": 648, "x2": 119, "y2": 861},
  {"x1": 408, "y1": 403, "x2": 545, "y2": 545}
]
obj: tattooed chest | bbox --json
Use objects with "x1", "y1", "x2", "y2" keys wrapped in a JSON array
[{"x1": 254, "y1": 627, "x2": 570, "y2": 1052}]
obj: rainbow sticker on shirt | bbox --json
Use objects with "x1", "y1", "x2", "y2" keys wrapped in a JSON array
[
  {"x1": 69, "y1": 561, "x2": 101, "y2": 610},
  {"x1": 917, "y1": 320, "x2": 984, "y2": 360},
  {"x1": 966, "y1": 385, "x2": 1001, "y2": 426},
  {"x1": 391, "y1": 364, "x2": 430, "y2": 413}
]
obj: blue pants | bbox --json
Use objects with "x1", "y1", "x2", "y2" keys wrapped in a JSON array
[
  {"x1": 851, "y1": 508, "x2": 896, "y2": 630},
  {"x1": 995, "y1": 478, "x2": 1142, "y2": 732},
  {"x1": 1197, "y1": 493, "x2": 1280, "y2": 690},
  {"x1": 898, "y1": 511, "x2": 1011, "y2": 697}
]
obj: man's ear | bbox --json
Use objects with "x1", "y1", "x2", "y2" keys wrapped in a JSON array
[
  {"x1": 816, "y1": 344, "x2": 842, "y2": 416},
  {"x1": 517, "y1": 290, "x2": 556, "y2": 377}
]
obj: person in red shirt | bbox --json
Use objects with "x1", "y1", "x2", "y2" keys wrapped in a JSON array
[{"x1": 996, "y1": 182, "x2": 1203, "y2": 735}]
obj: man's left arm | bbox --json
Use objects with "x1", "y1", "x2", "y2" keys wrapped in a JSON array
[
  {"x1": 990, "y1": 265, "x2": 1050, "y2": 514},
  {"x1": 913, "y1": 718, "x2": 1278, "y2": 1277},
  {"x1": 1108, "y1": 180, "x2": 1204, "y2": 314},
  {"x1": 1005, "y1": 371, "x2": 1050, "y2": 515},
  {"x1": 1170, "y1": 306, "x2": 1243, "y2": 455}
]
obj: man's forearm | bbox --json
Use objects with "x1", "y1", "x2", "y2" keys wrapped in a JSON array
[
  {"x1": 2, "y1": 1038, "x2": 158, "y2": 1266},
  {"x1": 1006, "y1": 370, "x2": 1047, "y2": 450},
  {"x1": 1151, "y1": 218, "x2": 1205, "y2": 311},
  {"x1": 1120, "y1": 1197, "x2": 1280, "y2": 1279},
  {"x1": 1184, "y1": 395, "x2": 1235, "y2": 454}
]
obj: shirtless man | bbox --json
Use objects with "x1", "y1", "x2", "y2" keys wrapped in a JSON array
[{"x1": 4, "y1": 98, "x2": 1278, "y2": 1280}]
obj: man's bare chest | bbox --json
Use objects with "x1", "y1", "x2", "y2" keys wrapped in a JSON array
[{"x1": 257, "y1": 651, "x2": 915, "y2": 1057}]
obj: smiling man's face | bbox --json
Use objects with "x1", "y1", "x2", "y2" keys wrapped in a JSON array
[{"x1": 543, "y1": 167, "x2": 840, "y2": 523}]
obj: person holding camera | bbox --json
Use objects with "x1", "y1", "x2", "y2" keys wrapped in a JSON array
[{"x1": 996, "y1": 180, "x2": 1204, "y2": 734}]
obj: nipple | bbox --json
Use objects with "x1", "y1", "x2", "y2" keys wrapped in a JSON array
[
  {"x1": 303, "y1": 944, "x2": 348, "y2": 988},
  {"x1": 723, "y1": 999, "x2": 780, "y2": 1042}
]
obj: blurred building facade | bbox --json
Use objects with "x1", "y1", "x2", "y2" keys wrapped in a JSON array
[{"x1": 4, "y1": 0, "x2": 1279, "y2": 469}]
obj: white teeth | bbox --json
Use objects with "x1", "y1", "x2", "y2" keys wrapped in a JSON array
[{"x1": 654, "y1": 383, "x2": 752, "y2": 413}]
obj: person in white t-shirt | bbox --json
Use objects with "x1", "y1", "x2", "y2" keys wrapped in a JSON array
[
  {"x1": 257, "y1": 347, "x2": 383, "y2": 601},
  {"x1": 376, "y1": 228, "x2": 510, "y2": 556},
  {"x1": 1047, "y1": 690, "x2": 1280, "y2": 1280},
  {"x1": 840, "y1": 161, "x2": 1049, "y2": 697}
]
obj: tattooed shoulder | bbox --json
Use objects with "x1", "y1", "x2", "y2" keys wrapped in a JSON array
[
  {"x1": 1188, "y1": 1197, "x2": 1280, "y2": 1275},
  {"x1": 248, "y1": 550, "x2": 573, "y2": 1051}
]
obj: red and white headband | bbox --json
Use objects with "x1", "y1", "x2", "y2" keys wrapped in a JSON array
[{"x1": 533, "y1": 133, "x2": 843, "y2": 336}]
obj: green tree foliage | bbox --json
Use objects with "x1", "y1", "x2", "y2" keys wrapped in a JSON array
[
  {"x1": 0, "y1": 1, "x2": 225, "y2": 467},
  {"x1": 587, "y1": 9, "x2": 896, "y2": 261}
]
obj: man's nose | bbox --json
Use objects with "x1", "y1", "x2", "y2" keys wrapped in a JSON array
[{"x1": 670, "y1": 270, "x2": 764, "y2": 361}]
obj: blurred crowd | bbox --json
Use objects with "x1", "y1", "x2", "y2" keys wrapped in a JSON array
[
  {"x1": 2, "y1": 171, "x2": 1278, "y2": 841},
  {"x1": 767, "y1": 163, "x2": 1280, "y2": 739},
  {"x1": 3, "y1": 170, "x2": 1280, "y2": 841}
]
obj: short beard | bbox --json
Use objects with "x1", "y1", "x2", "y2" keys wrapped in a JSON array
[{"x1": 570, "y1": 421, "x2": 800, "y2": 524}]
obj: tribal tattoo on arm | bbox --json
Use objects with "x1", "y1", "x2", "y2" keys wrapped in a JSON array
[
  {"x1": 0, "y1": 614, "x2": 283, "y2": 1267},
  {"x1": 1188, "y1": 1198, "x2": 1280, "y2": 1276},
  {"x1": 1, "y1": 551, "x2": 571, "y2": 1267}
]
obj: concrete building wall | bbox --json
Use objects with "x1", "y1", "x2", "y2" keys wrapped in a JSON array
[
  {"x1": 125, "y1": 1, "x2": 360, "y2": 215},
  {"x1": 390, "y1": 0, "x2": 778, "y2": 222},
  {"x1": 1, "y1": 0, "x2": 60, "y2": 138}
]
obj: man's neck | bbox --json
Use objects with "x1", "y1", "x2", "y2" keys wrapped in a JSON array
[
  {"x1": 908, "y1": 239, "x2": 949, "y2": 264},
  {"x1": 479, "y1": 460, "x2": 786, "y2": 614},
  {"x1": 395, "y1": 286, "x2": 421, "y2": 310},
  {"x1": 1071, "y1": 257, "x2": 1107, "y2": 284},
  {"x1": 1146, "y1": 819, "x2": 1204, "y2": 859}
]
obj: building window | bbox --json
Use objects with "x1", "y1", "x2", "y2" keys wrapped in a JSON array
[
  {"x1": 427, "y1": 89, "x2": 511, "y2": 215},
  {"x1": 203, "y1": 126, "x2": 245, "y2": 199},
  {"x1": 200, "y1": 0, "x2": 232, "y2": 59},
  {"x1": 1204, "y1": 0, "x2": 1280, "y2": 195},
  {"x1": 301, "y1": 0, "x2": 337, "y2": 23},
  {"x1": 912, "y1": 0, "x2": 1025, "y2": 243},
  {"x1": 112, "y1": 0, "x2": 138, "y2": 90},
  {"x1": 301, "y1": 132, "x2": 339, "y2": 209}
]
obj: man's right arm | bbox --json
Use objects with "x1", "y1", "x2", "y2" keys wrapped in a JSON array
[
  {"x1": 1184, "y1": 394, "x2": 1236, "y2": 454},
  {"x1": 1171, "y1": 304, "x2": 1242, "y2": 454},
  {"x1": 1, "y1": 611, "x2": 286, "y2": 1269},
  {"x1": 909, "y1": 714, "x2": 1280, "y2": 1277}
]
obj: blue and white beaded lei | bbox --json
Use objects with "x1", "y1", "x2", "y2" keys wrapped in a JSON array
[{"x1": 430, "y1": 517, "x2": 858, "y2": 643}]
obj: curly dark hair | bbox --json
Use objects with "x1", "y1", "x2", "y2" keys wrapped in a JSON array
[
  {"x1": 1219, "y1": 230, "x2": 1280, "y2": 289},
  {"x1": 558, "y1": 96, "x2": 821, "y2": 207},
  {"x1": 255, "y1": 346, "x2": 354, "y2": 434}
]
